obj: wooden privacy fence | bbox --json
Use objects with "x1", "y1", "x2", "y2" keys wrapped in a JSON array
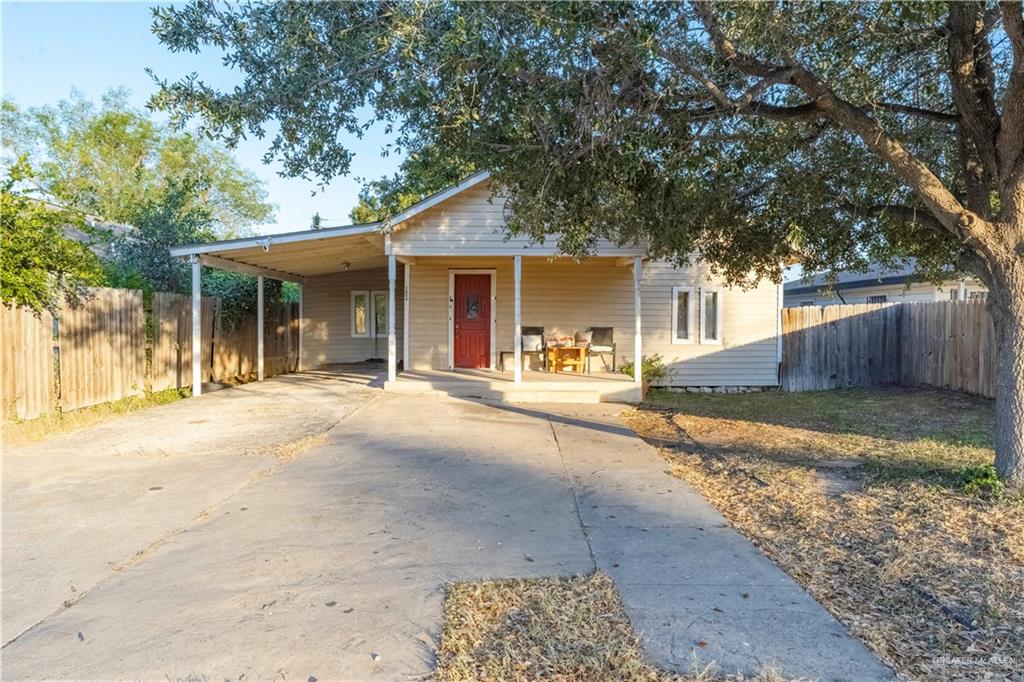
[
  {"x1": 151, "y1": 293, "x2": 218, "y2": 392},
  {"x1": 782, "y1": 301, "x2": 996, "y2": 397},
  {"x1": 1, "y1": 306, "x2": 54, "y2": 420},
  {"x1": 2, "y1": 287, "x2": 300, "y2": 420},
  {"x1": 58, "y1": 288, "x2": 147, "y2": 412}
]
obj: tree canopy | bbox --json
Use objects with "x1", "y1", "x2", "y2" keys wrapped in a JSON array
[
  {"x1": 150, "y1": 1, "x2": 1024, "y2": 484},
  {"x1": 1, "y1": 159, "x2": 104, "y2": 314},
  {"x1": 2, "y1": 89, "x2": 274, "y2": 237}
]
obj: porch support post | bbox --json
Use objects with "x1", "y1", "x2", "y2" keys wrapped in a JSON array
[
  {"x1": 513, "y1": 255, "x2": 522, "y2": 383},
  {"x1": 388, "y1": 253, "x2": 397, "y2": 382},
  {"x1": 191, "y1": 255, "x2": 202, "y2": 397},
  {"x1": 633, "y1": 256, "x2": 643, "y2": 384},
  {"x1": 257, "y1": 275, "x2": 265, "y2": 382},
  {"x1": 403, "y1": 262, "x2": 410, "y2": 373},
  {"x1": 298, "y1": 284, "x2": 304, "y2": 371}
]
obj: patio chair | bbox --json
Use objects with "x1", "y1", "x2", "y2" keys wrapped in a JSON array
[
  {"x1": 587, "y1": 327, "x2": 615, "y2": 373},
  {"x1": 521, "y1": 326, "x2": 546, "y2": 371}
]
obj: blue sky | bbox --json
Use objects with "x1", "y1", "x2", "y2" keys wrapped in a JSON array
[{"x1": 1, "y1": 1, "x2": 401, "y2": 234}]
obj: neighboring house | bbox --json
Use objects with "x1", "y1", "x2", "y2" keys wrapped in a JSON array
[
  {"x1": 170, "y1": 172, "x2": 782, "y2": 401},
  {"x1": 784, "y1": 260, "x2": 987, "y2": 307},
  {"x1": 30, "y1": 197, "x2": 137, "y2": 257}
]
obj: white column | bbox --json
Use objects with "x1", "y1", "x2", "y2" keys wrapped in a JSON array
[
  {"x1": 513, "y1": 255, "x2": 522, "y2": 383},
  {"x1": 403, "y1": 262, "x2": 410, "y2": 373},
  {"x1": 298, "y1": 284, "x2": 304, "y2": 371},
  {"x1": 633, "y1": 256, "x2": 643, "y2": 384},
  {"x1": 191, "y1": 256, "x2": 202, "y2": 396},
  {"x1": 257, "y1": 275, "x2": 265, "y2": 382},
  {"x1": 958, "y1": 278, "x2": 967, "y2": 301},
  {"x1": 387, "y1": 254, "x2": 397, "y2": 382}
]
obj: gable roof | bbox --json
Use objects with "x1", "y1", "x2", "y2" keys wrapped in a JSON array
[{"x1": 381, "y1": 170, "x2": 491, "y2": 232}]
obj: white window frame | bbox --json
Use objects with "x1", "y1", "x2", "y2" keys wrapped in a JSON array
[
  {"x1": 351, "y1": 290, "x2": 369, "y2": 338},
  {"x1": 671, "y1": 286, "x2": 695, "y2": 345},
  {"x1": 700, "y1": 287, "x2": 723, "y2": 345},
  {"x1": 370, "y1": 289, "x2": 388, "y2": 337}
]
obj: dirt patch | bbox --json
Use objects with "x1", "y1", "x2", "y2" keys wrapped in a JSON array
[
  {"x1": 436, "y1": 572, "x2": 800, "y2": 682},
  {"x1": 262, "y1": 432, "x2": 329, "y2": 461},
  {"x1": 624, "y1": 389, "x2": 1024, "y2": 681}
]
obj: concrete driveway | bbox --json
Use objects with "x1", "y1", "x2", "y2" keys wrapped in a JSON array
[{"x1": 2, "y1": 380, "x2": 891, "y2": 681}]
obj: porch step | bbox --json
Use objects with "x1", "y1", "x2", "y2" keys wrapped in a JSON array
[{"x1": 383, "y1": 377, "x2": 641, "y2": 404}]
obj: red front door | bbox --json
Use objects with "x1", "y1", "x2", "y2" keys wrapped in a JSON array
[{"x1": 453, "y1": 274, "x2": 491, "y2": 368}]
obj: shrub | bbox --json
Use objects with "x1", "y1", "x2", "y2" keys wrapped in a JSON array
[{"x1": 618, "y1": 353, "x2": 667, "y2": 383}]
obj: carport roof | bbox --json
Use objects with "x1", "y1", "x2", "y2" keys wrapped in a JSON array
[
  {"x1": 168, "y1": 222, "x2": 388, "y2": 280},
  {"x1": 168, "y1": 171, "x2": 494, "y2": 281}
]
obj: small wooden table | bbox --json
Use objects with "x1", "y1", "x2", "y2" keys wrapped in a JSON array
[{"x1": 546, "y1": 346, "x2": 588, "y2": 374}]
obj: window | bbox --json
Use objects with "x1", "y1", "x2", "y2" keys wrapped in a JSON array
[
  {"x1": 351, "y1": 291, "x2": 369, "y2": 337},
  {"x1": 372, "y1": 290, "x2": 388, "y2": 336},
  {"x1": 949, "y1": 289, "x2": 960, "y2": 301},
  {"x1": 800, "y1": 301, "x2": 816, "y2": 307},
  {"x1": 968, "y1": 291, "x2": 988, "y2": 302},
  {"x1": 701, "y1": 289, "x2": 722, "y2": 343},
  {"x1": 867, "y1": 295, "x2": 888, "y2": 304},
  {"x1": 671, "y1": 286, "x2": 694, "y2": 344}
]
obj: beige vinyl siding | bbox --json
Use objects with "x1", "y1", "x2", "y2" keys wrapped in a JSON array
[
  {"x1": 302, "y1": 267, "x2": 405, "y2": 366},
  {"x1": 521, "y1": 259, "x2": 635, "y2": 370},
  {"x1": 641, "y1": 261, "x2": 779, "y2": 387},
  {"x1": 391, "y1": 182, "x2": 645, "y2": 257},
  {"x1": 406, "y1": 257, "x2": 510, "y2": 370},
  {"x1": 405, "y1": 257, "x2": 637, "y2": 371}
]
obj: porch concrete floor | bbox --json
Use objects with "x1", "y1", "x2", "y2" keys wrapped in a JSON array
[{"x1": 2, "y1": 386, "x2": 891, "y2": 681}]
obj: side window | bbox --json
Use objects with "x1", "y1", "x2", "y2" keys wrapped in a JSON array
[
  {"x1": 867, "y1": 295, "x2": 887, "y2": 304},
  {"x1": 701, "y1": 289, "x2": 722, "y2": 343},
  {"x1": 372, "y1": 290, "x2": 388, "y2": 336},
  {"x1": 351, "y1": 290, "x2": 369, "y2": 337},
  {"x1": 671, "y1": 286, "x2": 694, "y2": 344}
]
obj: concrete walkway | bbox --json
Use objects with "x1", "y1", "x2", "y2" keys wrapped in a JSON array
[{"x1": 2, "y1": 391, "x2": 891, "y2": 681}]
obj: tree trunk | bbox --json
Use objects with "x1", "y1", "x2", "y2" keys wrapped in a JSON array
[{"x1": 990, "y1": 258, "x2": 1024, "y2": 489}]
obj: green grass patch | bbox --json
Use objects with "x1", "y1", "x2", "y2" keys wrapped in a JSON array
[{"x1": 4, "y1": 387, "x2": 190, "y2": 445}]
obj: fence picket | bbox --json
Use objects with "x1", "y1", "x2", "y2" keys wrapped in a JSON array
[{"x1": 781, "y1": 300, "x2": 996, "y2": 398}]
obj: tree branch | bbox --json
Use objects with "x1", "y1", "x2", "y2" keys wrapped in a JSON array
[
  {"x1": 691, "y1": 1, "x2": 1002, "y2": 256},
  {"x1": 946, "y1": 3, "x2": 1001, "y2": 183},
  {"x1": 997, "y1": 1, "x2": 1024, "y2": 218},
  {"x1": 874, "y1": 101, "x2": 959, "y2": 124},
  {"x1": 692, "y1": 1, "x2": 779, "y2": 78}
]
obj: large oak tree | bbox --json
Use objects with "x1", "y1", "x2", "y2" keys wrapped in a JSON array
[{"x1": 151, "y1": 1, "x2": 1024, "y2": 486}]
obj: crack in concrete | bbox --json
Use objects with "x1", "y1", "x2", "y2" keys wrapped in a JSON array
[{"x1": 546, "y1": 413, "x2": 597, "y2": 573}]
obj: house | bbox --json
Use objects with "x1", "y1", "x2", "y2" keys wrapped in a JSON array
[
  {"x1": 784, "y1": 260, "x2": 988, "y2": 307},
  {"x1": 170, "y1": 172, "x2": 782, "y2": 402}
]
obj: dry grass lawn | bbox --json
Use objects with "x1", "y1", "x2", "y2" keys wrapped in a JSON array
[
  {"x1": 625, "y1": 387, "x2": 1024, "y2": 681},
  {"x1": 2, "y1": 387, "x2": 189, "y2": 446},
  {"x1": 435, "y1": 572, "x2": 796, "y2": 682}
]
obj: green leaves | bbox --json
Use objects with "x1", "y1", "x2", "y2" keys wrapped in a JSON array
[
  {"x1": 148, "y1": 1, "x2": 1005, "y2": 285},
  {"x1": 1, "y1": 159, "x2": 104, "y2": 314},
  {"x1": 2, "y1": 90, "x2": 273, "y2": 237}
]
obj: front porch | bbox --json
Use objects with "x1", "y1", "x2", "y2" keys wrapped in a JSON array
[{"x1": 384, "y1": 368, "x2": 641, "y2": 403}]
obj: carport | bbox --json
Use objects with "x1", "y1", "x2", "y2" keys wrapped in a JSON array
[{"x1": 170, "y1": 222, "x2": 393, "y2": 395}]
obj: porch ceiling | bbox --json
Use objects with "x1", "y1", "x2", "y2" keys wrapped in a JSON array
[{"x1": 170, "y1": 226, "x2": 388, "y2": 278}]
